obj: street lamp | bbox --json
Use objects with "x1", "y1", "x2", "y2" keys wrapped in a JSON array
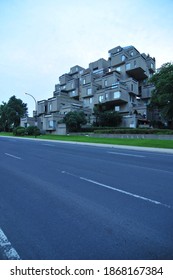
[{"x1": 25, "y1": 92, "x2": 37, "y2": 126}]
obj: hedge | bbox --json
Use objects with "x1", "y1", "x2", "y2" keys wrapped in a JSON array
[{"x1": 93, "y1": 128, "x2": 173, "y2": 135}]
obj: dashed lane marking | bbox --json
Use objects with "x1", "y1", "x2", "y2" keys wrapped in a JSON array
[
  {"x1": 5, "y1": 153, "x2": 22, "y2": 160},
  {"x1": 61, "y1": 170, "x2": 172, "y2": 210},
  {"x1": 107, "y1": 151, "x2": 146, "y2": 158}
]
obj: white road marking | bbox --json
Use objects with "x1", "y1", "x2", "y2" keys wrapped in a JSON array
[
  {"x1": 108, "y1": 151, "x2": 146, "y2": 158},
  {"x1": 42, "y1": 144, "x2": 55, "y2": 147},
  {"x1": 0, "y1": 228, "x2": 21, "y2": 260},
  {"x1": 5, "y1": 153, "x2": 21, "y2": 160},
  {"x1": 61, "y1": 170, "x2": 172, "y2": 209}
]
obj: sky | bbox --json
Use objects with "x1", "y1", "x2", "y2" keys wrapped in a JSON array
[{"x1": 0, "y1": 0, "x2": 173, "y2": 116}]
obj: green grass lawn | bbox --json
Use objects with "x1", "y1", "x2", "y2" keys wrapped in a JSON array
[{"x1": 1, "y1": 132, "x2": 172, "y2": 149}]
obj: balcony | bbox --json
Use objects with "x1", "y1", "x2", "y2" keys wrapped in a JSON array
[
  {"x1": 95, "y1": 89, "x2": 128, "y2": 106},
  {"x1": 126, "y1": 57, "x2": 148, "y2": 80},
  {"x1": 141, "y1": 85, "x2": 154, "y2": 99},
  {"x1": 37, "y1": 100, "x2": 48, "y2": 115},
  {"x1": 69, "y1": 90, "x2": 79, "y2": 98},
  {"x1": 125, "y1": 78, "x2": 138, "y2": 95},
  {"x1": 59, "y1": 74, "x2": 72, "y2": 85}
]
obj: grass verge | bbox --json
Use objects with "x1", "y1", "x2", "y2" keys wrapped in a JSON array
[{"x1": 0, "y1": 132, "x2": 173, "y2": 149}]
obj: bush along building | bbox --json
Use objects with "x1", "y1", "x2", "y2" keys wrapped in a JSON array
[{"x1": 21, "y1": 45, "x2": 155, "y2": 134}]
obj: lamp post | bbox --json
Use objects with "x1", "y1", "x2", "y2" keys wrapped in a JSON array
[{"x1": 25, "y1": 92, "x2": 37, "y2": 126}]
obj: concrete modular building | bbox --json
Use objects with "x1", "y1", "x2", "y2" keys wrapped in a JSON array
[{"x1": 22, "y1": 45, "x2": 155, "y2": 133}]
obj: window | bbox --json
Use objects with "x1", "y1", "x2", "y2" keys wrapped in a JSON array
[
  {"x1": 105, "y1": 93, "x2": 108, "y2": 100},
  {"x1": 111, "y1": 82, "x2": 119, "y2": 89},
  {"x1": 115, "y1": 106, "x2": 120, "y2": 111},
  {"x1": 89, "y1": 97, "x2": 93, "y2": 104},
  {"x1": 151, "y1": 63, "x2": 154, "y2": 69},
  {"x1": 70, "y1": 90, "x2": 76, "y2": 97},
  {"x1": 99, "y1": 95, "x2": 104, "y2": 102},
  {"x1": 87, "y1": 88, "x2": 92, "y2": 95},
  {"x1": 116, "y1": 66, "x2": 121, "y2": 72},
  {"x1": 114, "y1": 91, "x2": 120, "y2": 99},
  {"x1": 121, "y1": 55, "x2": 126, "y2": 61},
  {"x1": 131, "y1": 84, "x2": 134, "y2": 91},
  {"x1": 126, "y1": 63, "x2": 131, "y2": 70},
  {"x1": 104, "y1": 80, "x2": 108, "y2": 87},
  {"x1": 130, "y1": 51, "x2": 134, "y2": 57},
  {"x1": 48, "y1": 120, "x2": 55, "y2": 129},
  {"x1": 49, "y1": 103, "x2": 52, "y2": 111},
  {"x1": 83, "y1": 78, "x2": 86, "y2": 85},
  {"x1": 134, "y1": 60, "x2": 137, "y2": 67}
]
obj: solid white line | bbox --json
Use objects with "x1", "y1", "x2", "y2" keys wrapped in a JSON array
[
  {"x1": 5, "y1": 153, "x2": 21, "y2": 160},
  {"x1": 108, "y1": 151, "x2": 146, "y2": 158},
  {"x1": 61, "y1": 170, "x2": 172, "y2": 209},
  {"x1": 0, "y1": 228, "x2": 21, "y2": 260}
]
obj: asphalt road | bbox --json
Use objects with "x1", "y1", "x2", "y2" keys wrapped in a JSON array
[{"x1": 0, "y1": 136, "x2": 173, "y2": 260}]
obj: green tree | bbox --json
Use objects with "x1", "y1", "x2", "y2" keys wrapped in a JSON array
[
  {"x1": 149, "y1": 62, "x2": 173, "y2": 127},
  {"x1": 0, "y1": 102, "x2": 8, "y2": 131},
  {"x1": 0, "y1": 95, "x2": 28, "y2": 131},
  {"x1": 63, "y1": 111, "x2": 87, "y2": 132},
  {"x1": 99, "y1": 111, "x2": 122, "y2": 127},
  {"x1": 93, "y1": 106, "x2": 122, "y2": 127}
]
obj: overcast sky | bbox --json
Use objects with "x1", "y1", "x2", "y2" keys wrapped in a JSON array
[{"x1": 0, "y1": 0, "x2": 173, "y2": 116}]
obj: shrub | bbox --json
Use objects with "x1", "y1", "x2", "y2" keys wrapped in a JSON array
[
  {"x1": 13, "y1": 126, "x2": 26, "y2": 136},
  {"x1": 26, "y1": 126, "x2": 40, "y2": 136}
]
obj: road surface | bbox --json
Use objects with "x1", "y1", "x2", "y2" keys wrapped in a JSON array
[{"x1": 0, "y1": 136, "x2": 173, "y2": 260}]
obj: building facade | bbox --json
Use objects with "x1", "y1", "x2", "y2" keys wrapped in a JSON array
[{"x1": 22, "y1": 45, "x2": 156, "y2": 133}]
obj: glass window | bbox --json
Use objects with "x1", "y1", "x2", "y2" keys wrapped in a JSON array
[
  {"x1": 104, "y1": 80, "x2": 108, "y2": 87},
  {"x1": 115, "y1": 106, "x2": 120, "y2": 111},
  {"x1": 48, "y1": 120, "x2": 55, "y2": 129},
  {"x1": 121, "y1": 55, "x2": 126, "y2": 61},
  {"x1": 116, "y1": 66, "x2": 121, "y2": 72},
  {"x1": 99, "y1": 95, "x2": 104, "y2": 102},
  {"x1": 114, "y1": 91, "x2": 120, "y2": 99},
  {"x1": 126, "y1": 63, "x2": 131, "y2": 70},
  {"x1": 87, "y1": 88, "x2": 92, "y2": 95}
]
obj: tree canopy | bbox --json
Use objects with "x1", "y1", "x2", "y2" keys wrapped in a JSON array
[
  {"x1": 149, "y1": 62, "x2": 173, "y2": 126},
  {"x1": 93, "y1": 106, "x2": 122, "y2": 127},
  {"x1": 0, "y1": 95, "x2": 28, "y2": 132},
  {"x1": 63, "y1": 110, "x2": 87, "y2": 132}
]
